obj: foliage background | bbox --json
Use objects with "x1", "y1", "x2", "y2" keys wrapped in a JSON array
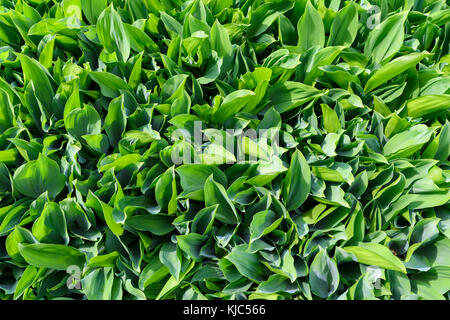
[{"x1": 0, "y1": 0, "x2": 449, "y2": 300}]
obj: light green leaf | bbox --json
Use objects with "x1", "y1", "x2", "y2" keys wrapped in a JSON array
[{"x1": 343, "y1": 242, "x2": 407, "y2": 273}]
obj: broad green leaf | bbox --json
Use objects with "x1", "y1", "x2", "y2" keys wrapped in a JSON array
[
  {"x1": 406, "y1": 95, "x2": 450, "y2": 119},
  {"x1": 65, "y1": 104, "x2": 101, "y2": 140},
  {"x1": 160, "y1": 12, "x2": 183, "y2": 39},
  {"x1": 282, "y1": 150, "x2": 311, "y2": 211},
  {"x1": 387, "y1": 270, "x2": 411, "y2": 300},
  {"x1": 6, "y1": 226, "x2": 37, "y2": 263},
  {"x1": 97, "y1": 5, "x2": 130, "y2": 62},
  {"x1": 364, "y1": 12, "x2": 408, "y2": 64},
  {"x1": 204, "y1": 175, "x2": 238, "y2": 224},
  {"x1": 32, "y1": 202, "x2": 69, "y2": 245},
  {"x1": 210, "y1": 19, "x2": 233, "y2": 60},
  {"x1": 81, "y1": 0, "x2": 107, "y2": 25},
  {"x1": 405, "y1": 218, "x2": 441, "y2": 262},
  {"x1": 191, "y1": 205, "x2": 217, "y2": 234},
  {"x1": 0, "y1": 88, "x2": 15, "y2": 132},
  {"x1": 86, "y1": 191, "x2": 124, "y2": 236},
  {"x1": 126, "y1": 214, "x2": 174, "y2": 236},
  {"x1": 384, "y1": 124, "x2": 434, "y2": 158},
  {"x1": 19, "y1": 243, "x2": 86, "y2": 270},
  {"x1": 176, "y1": 164, "x2": 227, "y2": 201},
  {"x1": 155, "y1": 167, "x2": 178, "y2": 215},
  {"x1": 81, "y1": 267, "x2": 119, "y2": 300},
  {"x1": 343, "y1": 242, "x2": 407, "y2": 273},
  {"x1": 321, "y1": 104, "x2": 342, "y2": 133},
  {"x1": 309, "y1": 248, "x2": 339, "y2": 298},
  {"x1": 17, "y1": 53, "x2": 57, "y2": 117},
  {"x1": 88, "y1": 251, "x2": 119, "y2": 268},
  {"x1": 13, "y1": 154, "x2": 65, "y2": 199},
  {"x1": 211, "y1": 90, "x2": 255, "y2": 124},
  {"x1": 328, "y1": 2, "x2": 358, "y2": 46},
  {"x1": 13, "y1": 265, "x2": 38, "y2": 300},
  {"x1": 139, "y1": 255, "x2": 170, "y2": 290},
  {"x1": 104, "y1": 95, "x2": 127, "y2": 148},
  {"x1": 365, "y1": 52, "x2": 429, "y2": 93},
  {"x1": 128, "y1": 52, "x2": 143, "y2": 89},
  {"x1": 176, "y1": 233, "x2": 207, "y2": 260},
  {"x1": 159, "y1": 242, "x2": 182, "y2": 281},
  {"x1": 249, "y1": 210, "x2": 282, "y2": 242},
  {"x1": 297, "y1": 1, "x2": 325, "y2": 52},
  {"x1": 89, "y1": 71, "x2": 131, "y2": 98},
  {"x1": 125, "y1": 24, "x2": 159, "y2": 53},
  {"x1": 268, "y1": 81, "x2": 323, "y2": 113},
  {"x1": 257, "y1": 274, "x2": 298, "y2": 294},
  {"x1": 225, "y1": 245, "x2": 269, "y2": 282}
]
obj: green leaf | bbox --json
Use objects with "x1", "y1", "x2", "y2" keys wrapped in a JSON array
[
  {"x1": 126, "y1": 214, "x2": 174, "y2": 236},
  {"x1": 249, "y1": 210, "x2": 283, "y2": 243},
  {"x1": 155, "y1": 166, "x2": 178, "y2": 215},
  {"x1": 365, "y1": 52, "x2": 429, "y2": 93},
  {"x1": 125, "y1": 24, "x2": 159, "y2": 53},
  {"x1": 211, "y1": 90, "x2": 255, "y2": 124},
  {"x1": 65, "y1": 104, "x2": 101, "y2": 140},
  {"x1": 225, "y1": 244, "x2": 269, "y2": 282},
  {"x1": 268, "y1": 81, "x2": 323, "y2": 113},
  {"x1": 82, "y1": 267, "x2": 120, "y2": 300},
  {"x1": 176, "y1": 164, "x2": 227, "y2": 201},
  {"x1": 88, "y1": 251, "x2": 119, "y2": 268},
  {"x1": 176, "y1": 233, "x2": 207, "y2": 260},
  {"x1": 97, "y1": 5, "x2": 130, "y2": 62},
  {"x1": 387, "y1": 270, "x2": 411, "y2": 300},
  {"x1": 210, "y1": 19, "x2": 233, "y2": 60},
  {"x1": 327, "y1": 2, "x2": 358, "y2": 46},
  {"x1": 160, "y1": 12, "x2": 183, "y2": 39},
  {"x1": 38, "y1": 35, "x2": 55, "y2": 69},
  {"x1": 297, "y1": 1, "x2": 325, "y2": 52},
  {"x1": 19, "y1": 243, "x2": 86, "y2": 270},
  {"x1": 13, "y1": 265, "x2": 38, "y2": 300},
  {"x1": 89, "y1": 71, "x2": 131, "y2": 98},
  {"x1": 204, "y1": 175, "x2": 238, "y2": 224},
  {"x1": 0, "y1": 88, "x2": 15, "y2": 132},
  {"x1": 17, "y1": 53, "x2": 57, "y2": 117},
  {"x1": 139, "y1": 255, "x2": 170, "y2": 290},
  {"x1": 309, "y1": 248, "x2": 339, "y2": 298},
  {"x1": 406, "y1": 95, "x2": 450, "y2": 119},
  {"x1": 384, "y1": 124, "x2": 434, "y2": 158},
  {"x1": 104, "y1": 95, "x2": 127, "y2": 148},
  {"x1": 86, "y1": 191, "x2": 124, "y2": 236},
  {"x1": 405, "y1": 218, "x2": 441, "y2": 262},
  {"x1": 32, "y1": 202, "x2": 69, "y2": 245},
  {"x1": 257, "y1": 274, "x2": 298, "y2": 294},
  {"x1": 282, "y1": 149, "x2": 311, "y2": 211},
  {"x1": 191, "y1": 205, "x2": 217, "y2": 234},
  {"x1": 81, "y1": 0, "x2": 107, "y2": 25},
  {"x1": 364, "y1": 12, "x2": 408, "y2": 64},
  {"x1": 343, "y1": 242, "x2": 407, "y2": 273},
  {"x1": 321, "y1": 104, "x2": 342, "y2": 133},
  {"x1": 159, "y1": 242, "x2": 182, "y2": 281},
  {"x1": 13, "y1": 154, "x2": 65, "y2": 199},
  {"x1": 128, "y1": 52, "x2": 143, "y2": 89},
  {"x1": 6, "y1": 226, "x2": 36, "y2": 263}
]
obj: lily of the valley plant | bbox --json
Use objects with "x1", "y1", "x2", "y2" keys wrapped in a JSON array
[{"x1": 0, "y1": 0, "x2": 449, "y2": 300}]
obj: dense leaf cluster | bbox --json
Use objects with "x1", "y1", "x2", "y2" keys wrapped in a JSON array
[{"x1": 0, "y1": 0, "x2": 449, "y2": 300}]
